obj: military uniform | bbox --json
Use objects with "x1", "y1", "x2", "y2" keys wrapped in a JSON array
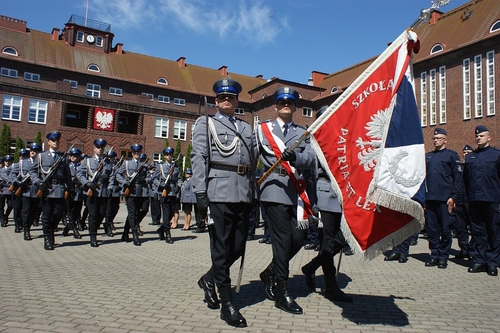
[
  {"x1": 105, "y1": 152, "x2": 122, "y2": 232},
  {"x1": 180, "y1": 169, "x2": 197, "y2": 230},
  {"x1": 63, "y1": 148, "x2": 83, "y2": 240},
  {"x1": 9, "y1": 152, "x2": 28, "y2": 233},
  {"x1": 0, "y1": 155, "x2": 14, "y2": 227}
]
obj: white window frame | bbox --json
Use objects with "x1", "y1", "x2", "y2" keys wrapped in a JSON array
[
  {"x1": 109, "y1": 87, "x2": 123, "y2": 96},
  {"x1": 96, "y1": 36, "x2": 103, "y2": 47},
  {"x1": 474, "y1": 55, "x2": 483, "y2": 118},
  {"x1": 438, "y1": 66, "x2": 446, "y2": 124},
  {"x1": 76, "y1": 31, "x2": 84, "y2": 43},
  {"x1": 430, "y1": 44, "x2": 443, "y2": 54},
  {"x1": 28, "y1": 99, "x2": 47, "y2": 124},
  {"x1": 2, "y1": 95, "x2": 22, "y2": 121},
  {"x1": 157, "y1": 78, "x2": 168, "y2": 85},
  {"x1": 87, "y1": 64, "x2": 100, "y2": 72},
  {"x1": 158, "y1": 95, "x2": 170, "y2": 104},
  {"x1": 24, "y1": 72, "x2": 40, "y2": 82},
  {"x1": 1, "y1": 67, "x2": 17, "y2": 78},
  {"x1": 463, "y1": 59, "x2": 471, "y2": 120},
  {"x1": 142, "y1": 93, "x2": 154, "y2": 101},
  {"x1": 86, "y1": 83, "x2": 101, "y2": 98},
  {"x1": 155, "y1": 117, "x2": 169, "y2": 138},
  {"x1": 2, "y1": 47, "x2": 18, "y2": 56},
  {"x1": 486, "y1": 51, "x2": 495, "y2": 116},
  {"x1": 420, "y1": 72, "x2": 427, "y2": 126},
  {"x1": 429, "y1": 69, "x2": 437, "y2": 126},
  {"x1": 173, "y1": 119, "x2": 187, "y2": 141},
  {"x1": 253, "y1": 115, "x2": 260, "y2": 131},
  {"x1": 174, "y1": 98, "x2": 186, "y2": 106},
  {"x1": 302, "y1": 107, "x2": 313, "y2": 118},
  {"x1": 64, "y1": 79, "x2": 78, "y2": 89},
  {"x1": 235, "y1": 108, "x2": 245, "y2": 115}
]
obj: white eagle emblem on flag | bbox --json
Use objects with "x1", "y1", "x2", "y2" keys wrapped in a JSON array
[{"x1": 95, "y1": 110, "x2": 113, "y2": 130}]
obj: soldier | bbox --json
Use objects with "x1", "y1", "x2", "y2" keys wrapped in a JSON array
[
  {"x1": 105, "y1": 151, "x2": 122, "y2": 232},
  {"x1": 63, "y1": 147, "x2": 83, "y2": 239},
  {"x1": 0, "y1": 155, "x2": 14, "y2": 227},
  {"x1": 180, "y1": 168, "x2": 196, "y2": 230},
  {"x1": 257, "y1": 87, "x2": 315, "y2": 315},
  {"x1": 77, "y1": 139, "x2": 114, "y2": 247},
  {"x1": 152, "y1": 146, "x2": 181, "y2": 244},
  {"x1": 463, "y1": 125, "x2": 500, "y2": 276},
  {"x1": 10, "y1": 149, "x2": 30, "y2": 233},
  {"x1": 29, "y1": 131, "x2": 73, "y2": 250},
  {"x1": 149, "y1": 160, "x2": 162, "y2": 227},
  {"x1": 192, "y1": 78, "x2": 255, "y2": 327},
  {"x1": 115, "y1": 144, "x2": 151, "y2": 246}
]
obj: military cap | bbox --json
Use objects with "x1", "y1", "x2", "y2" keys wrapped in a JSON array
[
  {"x1": 434, "y1": 128, "x2": 447, "y2": 136},
  {"x1": 131, "y1": 144, "x2": 143, "y2": 152},
  {"x1": 4, "y1": 155, "x2": 14, "y2": 161},
  {"x1": 46, "y1": 130, "x2": 61, "y2": 140},
  {"x1": 140, "y1": 153, "x2": 147, "y2": 160},
  {"x1": 185, "y1": 168, "x2": 193, "y2": 174},
  {"x1": 94, "y1": 138, "x2": 107, "y2": 147},
  {"x1": 463, "y1": 144, "x2": 474, "y2": 152},
  {"x1": 274, "y1": 87, "x2": 300, "y2": 104},
  {"x1": 213, "y1": 78, "x2": 242, "y2": 96},
  {"x1": 163, "y1": 147, "x2": 174, "y2": 155},
  {"x1": 475, "y1": 125, "x2": 489, "y2": 134},
  {"x1": 30, "y1": 143, "x2": 42, "y2": 151},
  {"x1": 69, "y1": 148, "x2": 82, "y2": 156},
  {"x1": 19, "y1": 149, "x2": 29, "y2": 156},
  {"x1": 108, "y1": 150, "x2": 117, "y2": 158},
  {"x1": 0, "y1": 157, "x2": 4, "y2": 163}
]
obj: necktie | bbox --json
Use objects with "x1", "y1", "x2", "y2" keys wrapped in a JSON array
[
  {"x1": 229, "y1": 117, "x2": 236, "y2": 129},
  {"x1": 283, "y1": 124, "x2": 289, "y2": 137}
]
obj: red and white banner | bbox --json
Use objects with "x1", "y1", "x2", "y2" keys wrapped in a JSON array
[
  {"x1": 93, "y1": 108, "x2": 115, "y2": 131},
  {"x1": 308, "y1": 30, "x2": 426, "y2": 260}
]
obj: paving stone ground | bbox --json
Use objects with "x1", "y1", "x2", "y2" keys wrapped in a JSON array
[{"x1": 1, "y1": 204, "x2": 499, "y2": 333}]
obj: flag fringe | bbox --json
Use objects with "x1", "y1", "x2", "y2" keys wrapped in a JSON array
[{"x1": 371, "y1": 188, "x2": 425, "y2": 223}]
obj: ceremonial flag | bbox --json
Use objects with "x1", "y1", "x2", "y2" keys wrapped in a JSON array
[{"x1": 308, "y1": 30, "x2": 425, "y2": 260}]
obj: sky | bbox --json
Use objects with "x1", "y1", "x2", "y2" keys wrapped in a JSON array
[{"x1": 1, "y1": 0, "x2": 472, "y2": 84}]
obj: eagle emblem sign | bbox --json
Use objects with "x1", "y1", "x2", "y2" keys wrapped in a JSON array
[{"x1": 93, "y1": 108, "x2": 114, "y2": 131}]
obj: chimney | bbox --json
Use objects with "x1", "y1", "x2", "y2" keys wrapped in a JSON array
[
  {"x1": 255, "y1": 74, "x2": 263, "y2": 79},
  {"x1": 429, "y1": 10, "x2": 443, "y2": 25},
  {"x1": 0, "y1": 15, "x2": 27, "y2": 32},
  {"x1": 311, "y1": 71, "x2": 328, "y2": 86},
  {"x1": 51, "y1": 28, "x2": 59, "y2": 41},
  {"x1": 177, "y1": 56, "x2": 186, "y2": 68},
  {"x1": 219, "y1": 66, "x2": 227, "y2": 76},
  {"x1": 116, "y1": 43, "x2": 123, "y2": 55}
]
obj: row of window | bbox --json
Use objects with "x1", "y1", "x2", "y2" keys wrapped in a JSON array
[{"x1": 419, "y1": 50, "x2": 495, "y2": 127}]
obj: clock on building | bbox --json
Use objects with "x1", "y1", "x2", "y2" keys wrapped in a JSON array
[{"x1": 86, "y1": 34, "x2": 95, "y2": 43}]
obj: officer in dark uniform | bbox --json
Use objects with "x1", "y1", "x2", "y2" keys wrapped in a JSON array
[
  {"x1": 192, "y1": 78, "x2": 255, "y2": 327},
  {"x1": 424, "y1": 128, "x2": 462, "y2": 269},
  {"x1": 63, "y1": 147, "x2": 83, "y2": 239},
  {"x1": 180, "y1": 168, "x2": 196, "y2": 230},
  {"x1": 29, "y1": 131, "x2": 73, "y2": 250},
  {"x1": 257, "y1": 87, "x2": 315, "y2": 315},
  {"x1": 0, "y1": 155, "x2": 14, "y2": 227},
  {"x1": 463, "y1": 125, "x2": 500, "y2": 276},
  {"x1": 10, "y1": 149, "x2": 30, "y2": 233},
  {"x1": 105, "y1": 150, "x2": 122, "y2": 231},
  {"x1": 115, "y1": 144, "x2": 151, "y2": 246},
  {"x1": 149, "y1": 160, "x2": 161, "y2": 227},
  {"x1": 152, "y1": 146, "x2": 182, "y2": 244}
]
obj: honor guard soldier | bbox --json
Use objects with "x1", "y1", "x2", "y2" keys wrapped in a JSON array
[
  {"x1": 257, "y1": 87, "x2": 315, "y2": 315},
  {"x1": 424, "y1": 128, "x2": 462, "y2": 269},
  {"x1": 29, "y1": 131, "x2": 73, "y2": 250},
  {"x1": 180, "y1": 168, "x2": 197, "y2": 230},
  {"x1": 191, "y1": 78, "x2": 256, "y2": 327},
  {"x1": 0, "y1": 155, "x2": 14, "y2": 227},
  {"x1": 115, "y1": 144, "x2": 151, "y2": 246},
  {"x1": 149, "y1": 160, "x2": 162, "y2": 227},
  {"x1": 10, "y1": 149, "x2": 29, "y2": 234},
  {"x1": 463, "y1": 126, "x2": 500, "y2": 276},
  {"x1": 105, "y1": 150, "x2": 122, "y2": 232},
  {"x1": 63, "y1": 148, "x2": 83, "y2": 240},
  {"x1": 77, "y1": 139, "x2": 114, "y2": 247},
  {"x1": 152, "y1": 146, "x2": 181, "y2": 244}
]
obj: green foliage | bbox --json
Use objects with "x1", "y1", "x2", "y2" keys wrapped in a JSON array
[
  {"x1": 0, "y1": 123, "x2": 11, "y2": 157},
  {"x1": 163, "y1": 139, "x2": 169, "y2": 149},
  {"x1": 184, "y1": 143, "x2": 193, "y2": 172},
  {"x1": 14, "y1": 136, "x2": 24, "y2": 162},
  {"x1": 34, "y1": 131, "x2": 43, "y2": 145},
  {"x1": 257, "y1": 157, "x2": 264, "y2": 170}
]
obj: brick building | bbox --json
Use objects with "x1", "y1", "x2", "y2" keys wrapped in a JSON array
[{"x1": 1, "y1": 0, "x2": 499, "y2": 159}]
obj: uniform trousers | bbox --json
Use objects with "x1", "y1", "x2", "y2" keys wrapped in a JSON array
[
  {"x1": 105, "y1": 196, "x2": 120, "y2": 225},
  {"x1": 160, "y1": 196, "x2": 176, "y2": 231},
  {"x1": 208, "y1": 202, "x2": 250, "y2": 292},
  {"x1": 40, "y1": 197, "x2": 64, "y2": 235},
  {"x1": 452, "y1": 204, "x2": 471, "y2": 255},
  {"x1": 318, "y1": 211, "x2": 342, "y2": 277},
  {"x1": 150, "y1": 195, "x2": 161, "y2": 224},
  {"x1": 425, "y1": 200, "x2": 454, "y2": 260},
  {"x1": 12, "y1": 195, "x2": 22, "y2": 226},
  {"x1": 468, "y1": 201, "x2": 500, "y2": 267},
  {"x1": 66, "y1": 198, "x2": 83, "y2": 227},
  {"x1": 86, "y1": 196, "x2": 107, "y2": 235},
  {"x1": 0, "y1": 194, "x2": 13, "y2": 220},
  {"x1": 263, "y1": 202, "x2": 306, "y2": 282},
  {"x1": 21, "y1": 197, "x2": 40, "y2": 229},
  {"x1": 124, "y1": 196, "x2": 148, "y2": 232}
]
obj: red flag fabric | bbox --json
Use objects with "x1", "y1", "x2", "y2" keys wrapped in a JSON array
[{"x1": 308, "y1": 30, "x2": 425, "y2": 260}]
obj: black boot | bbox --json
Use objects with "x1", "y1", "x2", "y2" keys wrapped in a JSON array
[
  {"x1": 137, "y1": 225, "x2": 144, "y2": 236},
  {"x1": 72, "y1": 224, "x2": 82, "y2": 239},
  {"x1": 44, "y1": 234, "x2": 54, "y2": 250},
  {"x1": 122, "y1": 220, "x2": 131, "y2": 242},
  {"x1": 90, "y1": 234, "x2": 99, "y2": 247},
  {"x1": 165, "y1": 229, "x2": 173, "y2": 244},
  {"x1": 104, "y1": 224, "x2": 114, "y2": 237},
  {"x1": 260, "y1": 263, "x2": 276, "y2": 301},
  {"x1": 1, "y1": 216, "x2": 7, "y2": 227},
  {"x1": 132, "y1": 230, "x2": 141, "y2": 246},
  {"x1": 219, "y1": 286, "x2": 246, "y2": 327},
  {"x1": 77, "y1": 218, "x2": 85, "y2": 231},
  {"x1": 110, "y1": 221, "x2": 116, "y2": 230},
  {"x1": 197, "y1": 273, "x2": 219, "y2": 309},
  {"x1": 156, "y1": 226, "x2": 165, "y2": 240},
  {"x1": 275, "y1": 280, "x2": 302, "y2": 314},
  {"x1": 14, "y1": 220, "x2": 22, "y2": 233},
  {"x1": 24, "y1": 228, "x2": 32, "y2": 241},
  {"x1": 301, "y1": 256, "x2": 321, "y2": 290},
  {"x1": 62, "y1": 224, "x2": 70, "y2": 236},
  {"x1": 324, "y1": 276, "x2": 352, "y2": 302}
]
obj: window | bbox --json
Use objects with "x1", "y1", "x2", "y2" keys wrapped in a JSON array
[
  {"x1": 474, "y1": 55, "x2": 482, "y2": 118},
  {"x1": 157, "y1": 78, "x2": 168, "y2": 85},
  {"x1": 66, "y1": 110, "x2": 80, "y2": 119},
  {"x1": 430, "y1": 44, "x2": 443, "y2": 54},
  {"x1": 420, "y1": 72, "x2": 427, "y2": 126},
  {"x1": 65, "y1": 103, "x2": 88, "y2": 129},
  {"x1": 2, "y1": 47, "x2": 17, "y2": 56},
  {"x1": 109, "y1": 87, "x2": 123, "y2": 96},
  {"x1": 302, "y1": 107, "x2": 313, "y2": 118},
  {"x1": 463, "y1": 59, "x2": 471, "y2": 120},
  {"x1": 2, "y1": 95, "x2": 22, "y2": 121},
  {"x1": 486, "y1": 51, "x2": 495, "y2": 116},
  {"x1": 174, "y1": 98, "x2": 186, "y2": 106},
  {"x1": 429, "y1": 69, "x2": 437, "y2": 125},
  {"x1": 96, "y1": 36, "x2": 103, "y2": 47},
  {"x1": 1, "y1": 67, "x2": 17, "y2": 78},
  {"x1": 142, "y1": 93, "x2": 154, "y2": 101},
  {"x1": 253, "y1": 115, "x2": 260, "y2": 131},
  {"x1": 24, "y1": 72, "x2": 40, "y2": 82},
  {"x1": 155, "y1": 117, "x2": 169, "y2": 138},
  {"x1": 207, "y1": 102, "x2": 216, "y2": 107},
  {"x1": 331, "y1": 86, "x2": 339, "y2": 93},
  {"x1": 76, "y1": 31, "x2": 84, "y2": 43},
  {"x1": 64, "y1": 79, "x2": 78, "y2": 88},
  {"x1": 490, "y1": 20, "x2": 500, "y2": 33},
  {"x1": 235, "y1": 108, "x2": 245, "y2": 115},
  {"x1": 87, "y1": 64, "x2": 100, "y2": 72},
  {"x1": 86, "y1": 83, "x2": 101, "y2": 98},
  {"x1": 158, "y1": 95, "x2": 170, "y2": 103},
  {"x1": 28, "y1": 99, "x2": 47, "y2": 124},
  {"x1": 439, "y1": 66, "x2": 446, "y2": 124},
  {"x1": 173, "y1": 120, "x2": 187, "y2": 140}
]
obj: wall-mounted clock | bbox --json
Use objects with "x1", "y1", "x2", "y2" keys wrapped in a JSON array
[{"x1": 86, "y1": 34, "x2": 95, "y2": 44}]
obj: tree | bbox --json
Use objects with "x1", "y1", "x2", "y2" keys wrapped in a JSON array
[
  {"x1": 34, "y1": 131, "x2": 43, "y2": 145},
  {"x1": 0, "y1": 123, "x2": 11, "y2": 157},
  {"x1": 184, "y1": 143, "x2": 193, "y2": 172},
  {"x1": 14, "y1": 136, "x2": 24, "y2": 162},
  {"x1": 163, "y1": 139, "x2": 170, "y2": 149}
]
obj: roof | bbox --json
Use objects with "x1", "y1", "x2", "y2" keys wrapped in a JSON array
[{"x1": 0, "y1": 25, "x2": 266, "y2": 103}]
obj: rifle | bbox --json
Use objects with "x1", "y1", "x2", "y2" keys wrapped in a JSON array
[
  {"x1": 161, "y1": 154, "x2": 184, "y2": 198},
  {"x1": 36, "y1": 145, "x2": 74, "y2": 198},
  {"x1": 9, "y1": 173, "x2": 31, "y2": 197},
  {"x1": 87, "y1": 146, "x2": 113, "y2": 197},
  {"x1": 123, "y1": 157, "x2": 150, "y2": 197}
]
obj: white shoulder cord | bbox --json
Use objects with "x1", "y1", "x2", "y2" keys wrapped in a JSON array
[
  {"x1": 86, "y1": 158, "x2": 96, "y2": 178},
  {"x1": 208, "y1": 117, "x2": 239, "y2": 157},
  {"x1": 39, "y1": 154, "x2": 50, "y2": 175},
  {"x1": 256, "y1": 123, "x2": 275, "y2": 155}
]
